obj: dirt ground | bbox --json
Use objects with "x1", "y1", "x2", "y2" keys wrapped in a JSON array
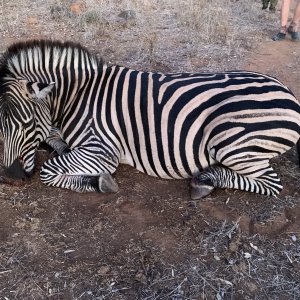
[{"x1": 1, "y1": 1, "x2": 300, "y2": 299}]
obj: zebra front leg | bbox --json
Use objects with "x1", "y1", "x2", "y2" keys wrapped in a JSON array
[
  {"x1": 40, "y1": 149, "x2": 119, "y2": 193},
  {"x1": 190, "y1": 165, "x2": 283, "y2": 199},
  {"x1": 41, "y1": 171, "x2": 118, "y2": 193},
  {"x1": 45, "y1": 127, "x2": 70, "y2": 155}
]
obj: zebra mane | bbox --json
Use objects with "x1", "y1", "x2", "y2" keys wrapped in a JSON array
[{"x1": 0, "y1": 39, "x2": 103, "y2": 84}]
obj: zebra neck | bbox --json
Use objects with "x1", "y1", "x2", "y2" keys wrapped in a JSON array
[{"x1": 51, "y1": 66, "x2": 102, "y2": 127}]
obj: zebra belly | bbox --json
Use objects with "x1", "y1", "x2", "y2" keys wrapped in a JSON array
[
  {"x1": 126, "y1": 159, "x2": 209, "y2": 180},
  {"x1": 119, "y1": 138, "x2": 214, "y2": 180}
]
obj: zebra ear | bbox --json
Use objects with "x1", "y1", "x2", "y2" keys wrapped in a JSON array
[{"x1": 29, "y1": 82, "x2": 55, "y2": 100}]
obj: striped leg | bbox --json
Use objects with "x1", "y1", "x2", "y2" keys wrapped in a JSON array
[
  {"x1": 190, "y1": 165, "x2": 282, "y2": 199},
  {"x1": 45, "y1": 127, "x2": 70, "y2": 155},
  {"x1": 40, "y1": 148, "x2": 119, "y2": 193}
]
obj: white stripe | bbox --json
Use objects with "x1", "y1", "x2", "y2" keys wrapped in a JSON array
[
  {"x1": 158, "y1": 74, "x2": 219, "y2": 104},
  {"x1": 121, "y1": 69, "x2": 144, "y2": 170},
  {"x1": 147, "y1": 73, "x2": 170, "y2": 178},
  {"x1": 110, "y1": 68, "x2": 132, "y2": 164},
  {"x1": 134, "y1": 72, "x2": 155, "y2": 175},
  {"x1": 93, "y1": 66, "x2": 120, "y2": 156}
]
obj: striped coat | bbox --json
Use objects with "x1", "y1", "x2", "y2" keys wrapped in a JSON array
[{"x1": 0, "y1": 40, "x2": 299, "y2": 198}]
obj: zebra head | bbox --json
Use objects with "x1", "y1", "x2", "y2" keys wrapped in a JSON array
[{"x1": 0, "y1": 79, "x2": 55, "y2": 179}]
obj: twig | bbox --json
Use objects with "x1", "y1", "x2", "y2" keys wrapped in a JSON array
[
  {"x1": 163, "y1": 277, "x2": 188, "y2": 299},
  {"x1": 284, "y1": 251, "x2": 293, "y2": 264},
  {"x1": 192, "y1": 271, "x2": 218, "y2": 293},
  {"x1": 0, "y1": 269, "x2": 12, "y2": 275},
  {"x1": 253, "y1": 270, "x2": 271, "y2": 300}
]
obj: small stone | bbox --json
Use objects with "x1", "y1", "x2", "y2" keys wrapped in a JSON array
[
  {"x1": 70, "y1": 1, "x2": 86, "y2": 15},
  {"x1": 135, "y1": 270, "x2": 147, "y2": 284},
  {"x1": 229, "y1": 240, "x2": 239, "y2": 252},
  {"x1": 118, "y1": 10, "x2": 136, "y2": 20},
  {"x1": 93, "y1": 222, "x2": 103, "y2": 232},
  {"x1": 246, "y1": 281, "x2": 258, "y2": 293},
  {"x1": 26, "y1": 16, "x2": 38, "y2": 26},
  {"x1": 98, "y1": 266, "x2": 110, "y2": 275}
]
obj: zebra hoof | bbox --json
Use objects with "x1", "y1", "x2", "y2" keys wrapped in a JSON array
[
  {"x1": 98, "y1": 174, "x2": 119, "y2": 193},
  {"x1": 190, "y1": 184, "x2": 214, "y2": 199}
]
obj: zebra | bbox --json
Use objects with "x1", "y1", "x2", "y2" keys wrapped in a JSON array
[{"x1": 0, "y1": 40, "x2": 299, "y2": 199}]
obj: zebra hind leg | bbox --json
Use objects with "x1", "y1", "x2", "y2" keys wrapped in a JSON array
[
  {"x1": 190, "y1": 175, "x2": 215, "y2": 199},
  {"x1": 190, "y1": 165, "x2": 283, "y2": 199}
]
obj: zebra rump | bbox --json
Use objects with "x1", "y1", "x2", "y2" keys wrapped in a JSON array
[{"x1": 0, "y1": 39, "x2": 299, "y2": 198}]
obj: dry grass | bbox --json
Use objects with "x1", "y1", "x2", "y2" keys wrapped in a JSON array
[
  {"x1": 0, "y1": 0, "x2": 278, "y2": 71},
  {"x1": 175, "y1": 0, "x2": 232, "y2": 43}
]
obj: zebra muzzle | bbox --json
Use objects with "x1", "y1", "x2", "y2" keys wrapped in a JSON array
[{"x1": 5, "y1": 159, "x2": 28, "y2": 180}]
